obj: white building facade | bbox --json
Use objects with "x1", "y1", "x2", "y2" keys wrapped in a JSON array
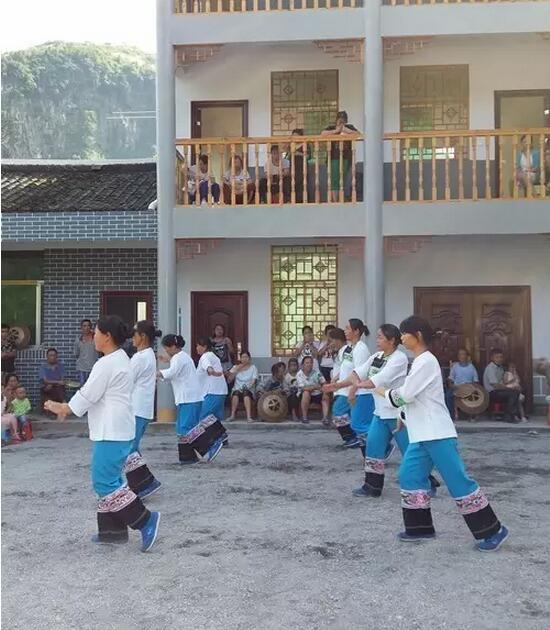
[{"x1": 156, "y1": 0, "x2": 550, "y2": 418}]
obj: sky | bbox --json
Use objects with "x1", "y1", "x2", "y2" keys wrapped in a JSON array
[{"x1": 1, "y1": 0, "x2": 156, "y2": 54}]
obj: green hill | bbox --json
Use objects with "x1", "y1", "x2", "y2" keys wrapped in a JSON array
[{"x1": 1, "y1": 42, "x2": 156, "y2": 160}]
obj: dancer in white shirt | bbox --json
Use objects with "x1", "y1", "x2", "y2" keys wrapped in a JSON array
[
  {"x1": 196, "y1": 336, "x2": 228, "y2": 420},
  {"x1": 159, "y1": 334, "x2": 224, "y2": 465},
  {"x1": 45, "y1": 315, "x2": 160, "y2": 552},
  {"x1": 124, "y1": 321, "x2": 162, "y2": 500},
  {"x1": 376, "y1": 316, "x2": 508, "y2": 551},
  {"x1": 345, "y1": 318, "x2": 373, "y2": 448}
]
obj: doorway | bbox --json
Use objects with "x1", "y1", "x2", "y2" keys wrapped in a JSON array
[
  {"x1": 494, "y1": 90, "x2": 550, "y2": 196},
  {"x1": 191, "y1": 100, "x2": 249, "y2": 183},
  {"x1": 100, "y1": 290, "x2": 153, "y2": 329},
  {"x1": 191, "y1": 291, "x2": 248, "y2": 362},
  {"x1": 415, "y1": 286, "x2": 532, "y2": 408}
]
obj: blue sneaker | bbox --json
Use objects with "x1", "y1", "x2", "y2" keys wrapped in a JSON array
[
  {"x1": 205, "y1": 437, "x2": 223, "y2": 463},
  {"x1": 222, "y1": 433, "x2": 229, "y2": 446},
  {"x1": 352, "y1": 485, "x2": 379, "y2": 498},
  {"x1": 138, "y1": 478, "x2": 161, "y2": 500},
  {"x1": 344, "y1": 437, "x2": 362, "y2": 449},
  {"x1": 384, "y1": 444, "x2": 396, "y2": 462},
  {"x1": 476, "y1": 526, "x2": 509, "y2": 552},
  {"x1": 141, "y1": 511, "x2": 161, "y2": 552},
  {"x1": 397, "y1": 531, "x2": 436, "y2": 543},
  {"x1": 179, "y1": 458, "x2": 198, "y2": 466}
]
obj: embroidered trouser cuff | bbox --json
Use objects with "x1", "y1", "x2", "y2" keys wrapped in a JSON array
[
  {"x1": 96, "y1": 486, "x2": 150, "y2": 542},
  {"x1": 124, "y1": 451, "x2": 157, "y2": 495},
  {"x1": 178, "y1": 415, "x2": 225, "y2": 463},
  {"x1": 364, "y1": 457, "x2": 385, "y2": 496},
  {"x1": 455, "y1": 487, "x2": 501, "y2": 540},
  {"x1": 332, "y1": 415, "x2": 355, "y2": 442},
  {"x1": 401, "y1": 490, "x2": 435, "y2": 535}
]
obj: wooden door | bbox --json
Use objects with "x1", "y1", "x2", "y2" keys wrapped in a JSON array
[
  {"x1": 191, "y1": 291, "x2": 248, "y2": 362},
  {"x1": 100, "y1": 291, "x2": 153, "y2": 328},
  {"x1": 415, "y1": 286, "x2": 532, "y2": 408}
]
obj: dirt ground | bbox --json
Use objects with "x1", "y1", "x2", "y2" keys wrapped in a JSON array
[{"x1": 2, "y1": 427, "x2": 549, "y2": 630}]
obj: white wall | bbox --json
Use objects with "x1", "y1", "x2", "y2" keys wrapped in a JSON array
[
  {"x1": 176, "y1": 238, "x2": 365, "y2": 358},
  {"x1": 385, "y1": 234, "x2": 550, "y2": 358}
]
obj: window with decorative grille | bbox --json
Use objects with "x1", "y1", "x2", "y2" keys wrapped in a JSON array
[
  {"x1": 271, "y1": 245, "x2": 338, "y2": 356},
  {"x1": 271, "y1": 70, "x2": 339, "y2": 136}
]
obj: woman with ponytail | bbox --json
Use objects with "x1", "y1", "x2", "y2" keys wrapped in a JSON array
[
  {"x1": 123, "y1": 321, "x2": 163, "y2": 500},
  {"x1": 44, "y1": 315, "x2": 160, "y2": 552},
  {"x1": 196, "y1": 336, "x2": 228, "y2": 420},
  {"x1": 159, "y1": 334, "x2": 224, "y2": 465}
]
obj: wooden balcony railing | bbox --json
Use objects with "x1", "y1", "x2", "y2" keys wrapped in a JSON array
[
  {"x1": 383, "y1": 0, "x2": 543, "y2": 5},
  {"x1": 383, "y1": 128, "x2": 549, "y2": 202},
  {"x1": 176, "y1": 134, "x2": 364, "y2": 205},
  {"x1": 175, "y1": 0, "x2": 363, "y2": 14}
]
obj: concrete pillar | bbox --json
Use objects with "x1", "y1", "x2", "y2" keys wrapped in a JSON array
[
  {"x1": 363, "y1": 0, "x2": 385, "y2": 332},
  {"x1": 156, "y1": 0, "x2": 177, "y2": 421}
]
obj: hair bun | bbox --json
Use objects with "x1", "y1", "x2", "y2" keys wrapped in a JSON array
[{"x1": 155, "y1": 329, "x2": 163, "y2": 338}]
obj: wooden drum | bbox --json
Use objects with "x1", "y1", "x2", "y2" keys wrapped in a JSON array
[
  {"x1": 257, "y1": 391, "x2": 288, "y2": 423},
  {"x1": 454, "y1": 383, "x2": 489, "y2": 416}
]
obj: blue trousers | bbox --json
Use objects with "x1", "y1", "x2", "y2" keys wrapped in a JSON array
[
  {"x1": 367, "y1": 415, "x2": 409, "y2": 459},
  {"x1": 332, "y1": 395, "x2": 350, "y2": 418},
  {"x1": 176, "y1": 401, "x2": 202, "y2": 436},
  {"x1": 131, "y1": 416, "x2": 150, "y2": 453},
  {"x1": 200, "y1": 394, "x2": 226, "y2": 421},
  {"x1": 91, "y1": 440, "x2": 133, "y2": 498},
  {"x1": 189, "y1": 181, "x2": 221, "y2": 203},
  {"x1": 350, "y1": 394, "x2": 374, "y2": 437},
  {"x1": 399, "y1": 437, "x2": 501, "y2": 539}
]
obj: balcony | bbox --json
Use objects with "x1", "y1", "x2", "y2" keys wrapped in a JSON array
[{"x1": 174, "y1": 0, "x2": 363, "y2": 14}]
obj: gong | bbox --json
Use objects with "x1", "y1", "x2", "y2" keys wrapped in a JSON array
[
  {"x1": 257, "y1": 391, "x2": 288, "y2": 423},
  {"x1": 454, "y1": 383, "x2": 489, "y2": 415}
]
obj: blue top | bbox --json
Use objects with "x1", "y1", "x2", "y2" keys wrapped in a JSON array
[
  {"x1": 39, "y1": 361, "x2": 65, "y2": 382},
  {"x1": 449, "y1": 362, "x2": 478, "y2": 386}
]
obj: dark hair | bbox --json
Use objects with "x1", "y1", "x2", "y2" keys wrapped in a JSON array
[
  {"x1": 324, "y1": 324, "x2": 336, "y2": 335},
  {"x1": 199, "y1": 154, "x2": 209, "y2": 167},
  {"x1": 291, "y1": 128, "x2": 304, "y2": 135},
  {"x1": 348, "y1": 318, "x2": 370, "y2": 337},
  {"x1": 134, "y1": 320, "x2": 162, "y2": 345},
  {"x1": 15, "y1": 384, "x2": 26, "y2": 391},
  {"x1": 80, "y1": 318, "x2": 93, "y2": 327},
  {"x1": 288, "y1": 357, "x2": 299, "y2": 367},
  {"x1": 457, "y1": 347, "x2": 470, "y2": 356},
  {"x1": 302, "y1": 356, "x2": 314, "y2": 365},
  {"x1": 328, "y1": 327, "x2": 346, "y2": 343},
  {"x1": 196, "y1": 336, "x2": 213, "y2": 350},
  {"x1": 1, "y1": 323, "x2": 10, "y2": 330},
  {"x1": 302, "y1": 325, "x2": 313, "y2": 334},
  {"x1": 4, "y1": 373, "x2": 19, "y2": 385},
  {"x1": 336, "y1": 110, "x2": 348, "y2": 123},
  {"x1": 271, "y1": 361, "x2": 286, "y2": 377},
  {"x1": 240, "y1": 350, "x2": 251, "y2": 359},
  {"x1": 46, "y1": 348, "x2": 58, "y2": 355},
  {"x1": 213, "y1": 323, "x2": 226, "y2": 335},
  {"x1": 96, "y1": 315, "x2": 131, "y2": 347},
  {"x1": 491, "y1": 348, "x2": 504, "y2": 356},
  {"x1": 399, "y1": 316, "x2": 434, "y2": 344},
  {"x1": 161, "y1": 334, "x2": 185, "y2": 349},
  {"x1": 379, "y1": 324, "x2": 402, "y2": 349},
  {"x1": 271, "y1": 144, "x2": 280, "y2": 153}
]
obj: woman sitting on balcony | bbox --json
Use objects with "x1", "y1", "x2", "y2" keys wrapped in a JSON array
[
  {"x1": 283, "y1": 129, "x2": 308, "y2": 203},
  {"x1": 259, "y1": 145, "x2": 291, "y2": 204},
  {"x1": 515, "y1": 134, "x2": 541, "y2": 196},
  {"x1": 223, "y1": 155, "x2": 255, "y2": 205},
  {"x1": 322, "y1": 111, "x2": 359, "y2": 203},
  {"x1": 187, "y1": 154, "x2": 221, "y2": 205}
]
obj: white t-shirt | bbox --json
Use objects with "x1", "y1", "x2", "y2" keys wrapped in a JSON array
[
  {"x1": 265, "y1": 156, "x2": 290, "y2": 176},
  {"x1": 318, "y1": 341, "x2": 335, "y2": 369},
  {"x1": 130, "y1": 347, "x2": 157, "y2": 420},
  {"x1": 354, "y1": 349, "x2": 408, "y2": 419},
  {"x1": 160, "y1": 350, "x2": 203, "y2": 405},
  {"x1": 385, "y1": 351, "x2": 457, "y2": 444},
  {"x1": 69, "y1": 348, "x2": 135, "y2": 441},
  {"x1": 352, "y1": 339, "x2": 371, "y2": 395},
  {"x1": 197, "y1": 351, "x2": 228, "y2": 397},
  {"x1": 333, "y1": 344, "x2": 355, "y2": 397},
  {"x1": 231, "y1": 364, "x2": 258, "y2": 392}
]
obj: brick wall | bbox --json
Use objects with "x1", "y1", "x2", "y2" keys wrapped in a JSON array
[{"x1": 14, "y1": 248, "x2": 157, "y2": 406}]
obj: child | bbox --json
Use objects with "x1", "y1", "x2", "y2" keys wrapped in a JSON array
[
  {"x1": 503, "y1": 363, "x2": 527, "y2": 422},
  {"x1": 11, "y1": 385, "x2": 32, "y2": 438},
  {"x1": 284, "y1": 358, "x2": 300, "y2": 422},
  {"x1": 2, "y1": 385, "x2": 22, "y2": 444}
]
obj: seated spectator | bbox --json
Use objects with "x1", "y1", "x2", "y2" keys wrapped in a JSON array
[
  {"x1": 482, "y1": 349, "x2": 520, "y2": 423},
  {"x1": 40, "y1": 348, "x2": 66, "y2": 406},
  {"x1": 318, "y1": 324, "x2": 337, "y2": 382},
  {"x1": 3, "y1": 373, "x2": 20, "y2": 405},
  {"x1": 283, "y1": 129, "x2": 308, "y2": 203},
  {"x1": 445, "y1": 348, "x2": 479, "y2": 420},
  {"x1": 265, "y1": 362, "x2": 286, "y2": 392},
  {"x1": 227, "y1": 351, "x2": 258, "y2": 422},
  {"x1": 259, "y1": 145, "x2": 290, "y2": 203},
  {"x1": 515, "y1": 134, "x2": 541, "y2": 196},
  {"x1": 1, "y1": 323, "x2": 17, "y2": 377},
  {"x1": 322, "y1": 110, "x2": 360, "y2": 202},
  {"x1": 223, "y1": 155, "x2": 255, "y2": 205},
  {"x1": 503, "y1": 362, "x2": 528, "y2": 422},
  {"x1": 11, "y1": 385, "x2": 32, "y2": 435},
  {"x1": 284, "y1": 357, "x2": 300, "y2": 422},
  {"x1": 2, "y1": 385, "x2": 21, "y2": 444},
  {"x1": 187, "y1": 154, "x2": 221, "y2": 205},
  {"x1": 293, "y1": 325, "x2": 321, "y2": 370},
  {"x1": 74, "y1": 318, "x2": 98, "y2": 386},
  {"x1": 296, "y1": 356, "x2": 329, "y2": 425}
]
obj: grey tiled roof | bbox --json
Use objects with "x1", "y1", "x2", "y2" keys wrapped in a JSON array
[{"x1": 1, "y1": 160, "x2": 157, "y2": 213}]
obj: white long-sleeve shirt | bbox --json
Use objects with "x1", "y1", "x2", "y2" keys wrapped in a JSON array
[
  {"x1": 352, "y1": 339, "x2": 371, "y2": 395},
  {"x1": 197, "y1": 351, "x2": 228, "y2": 397},
  {"x1": 354, "y1": 349, "x2": 408, "y2": 419},
  {"x1": 131, "y1": 347, "x2": 157, "y2": 420},
  {"x1": 332, "y1": 344, "x2": 355, "y2": 397},
  {"x1": 160, "y1": 350, "x2": 203, "y2": 405},
  {"x1": 69, "y1": 348, "x2": 135, "y2": 441},
  {"x1": 385, "y1": 350, "x2": 457, "y2": 443}
]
